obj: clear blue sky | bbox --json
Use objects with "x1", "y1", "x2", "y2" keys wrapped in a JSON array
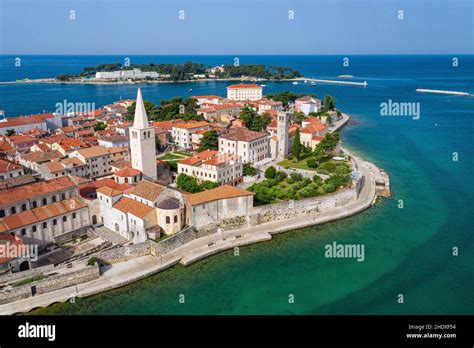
[{"x1": 0, "y1": 0, "x2": 472, "y2": 55}]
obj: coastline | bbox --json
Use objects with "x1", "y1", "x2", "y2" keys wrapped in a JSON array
[{"x1": 0, "y1": 114, "x2": 389, "y2": 315}]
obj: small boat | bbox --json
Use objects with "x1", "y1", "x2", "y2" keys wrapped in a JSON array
[
  {"x1": 188, "y1": 88, "x2": 193, "y2": 93},
  {"x1": 292, "y1": 81, "x2": 298, "y2": 85},
  {"x1": 310, "y1": 82, "x2": 317, "y2": 86},
  {"x1": 259, "y1": 84, "x2": 266, "y2": 87},
  {"x1": 304, "y1": 80, "x2": 307, "y2": 83}
]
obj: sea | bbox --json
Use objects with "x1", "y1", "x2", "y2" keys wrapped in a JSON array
[{"x1": 0, "y1": 55, "x2": 472, "y2": 315}]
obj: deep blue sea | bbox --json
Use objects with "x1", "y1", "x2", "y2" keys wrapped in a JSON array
[{"x1": 0, "y1": 55, "x2": 472, "y2": 314}]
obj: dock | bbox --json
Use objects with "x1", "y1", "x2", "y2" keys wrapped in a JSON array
[
  {"x1": 416, "y1": 88, "x2": 470, "y2": 96},
  {"x1": 302, "y1": 78, "x2": 368, "y2": 86}
]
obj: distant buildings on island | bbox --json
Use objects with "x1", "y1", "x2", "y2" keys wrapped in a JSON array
[{"x1": 0, "y1": 83, "x2": 340, "y2": 274}]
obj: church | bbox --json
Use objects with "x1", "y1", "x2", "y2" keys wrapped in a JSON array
[
  {"x1": 98, "y1": 89, "x2": 256, "y2": 244},
  {"x1": 98, "y1": 89, "x2": 186, "y2": 243}
]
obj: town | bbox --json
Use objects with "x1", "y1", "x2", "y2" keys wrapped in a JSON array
[{"x1": 0, "y1": 83, "x2": 389, "y2": 313}]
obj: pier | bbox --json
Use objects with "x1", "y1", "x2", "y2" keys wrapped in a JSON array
[
  {"x1": 416, "y1": 88, "x2": 470, "y2": 96},
  {"x1": 302, "y1": 78, "x2": 368, "y2": 86}
]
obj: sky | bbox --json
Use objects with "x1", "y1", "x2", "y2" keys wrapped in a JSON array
[{"x1": 0, "y1": 0, "x2": 472, "y2": 55}]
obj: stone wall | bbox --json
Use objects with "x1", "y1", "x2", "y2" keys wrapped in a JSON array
[
  {"x1": 95, "y1": 242, "x2": 150, "y2": 265},
  {"x1": 0, "y1": 264, "x2": 99, "y2": 304},
  {"x1": 0, "y1": 264, "x2": 55, "y2": 284},
  {"x1": 150, "y1": 227, "x2": 214, "y2": 256},
  {"x1": 251, "y1": 184, "x2": 359, "y2": 225}
]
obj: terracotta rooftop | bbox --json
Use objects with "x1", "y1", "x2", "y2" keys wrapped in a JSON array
[
  {"x1": 152, "y1": 119, "x2": 184, "y2": 131},
  {"x1": 186, "y1": 185, "x2": 253, "y2": 206},
  {"x1": 227, "y1": 84, "x2": 262, "y2": 89},
  {"x1": 0, "y1": 197, "x2": 86, "y2": 231},
  {"x1": 21, "y1": 150, "x2": 64, "y2": 164},
  {"x1": 156, "y1": 197, "x2": 180, "y2": 210},
  {"x1": 97, "y1": 186, "x2": 124, "y2": 197},
  {"x1": 300, "y1": 123, "x2": 327, "y2": 134},
  {"x1": 179, "y1": 150, "x2": 218, "y2": 166},
  {"x1": 219, "y1": 128, "x2": 267, "y2": 142},
  {"x1": 0, "y1": 113, "x2": 53, "y2": 129},
  {"x1": 172, "y1": 121, "x2": 210, "y2": 130},
  {"x1": 113, "y1": 197, "x2": 153, "y2": 219},
  {"x1": 0, "y1": 176, "x2": 76, "y2": 206},
  {"x1": 79, "y1": 178, "x2": 131, "y2": 197},
  {"x1": 0, "y1": 159, "x2": 23, "y2": 173},
  {"x1": 114, "y1": 167, "x2": 141, "y2": 177},
  {"x1": 42, "y1": 161, "x2": 66, "y2": 173},
  {"x1": 127, "y1": 180, "x2": 165, "y2": 202},
  {"x1": 76, "y1": 145, "x2": 109, "y2": 158}
]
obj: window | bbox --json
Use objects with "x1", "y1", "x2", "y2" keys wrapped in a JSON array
[
  {"x1": 53, "y1": 219, "x2": 57, "y2": 226},
  {"x1": 32, "y1": 226, "x2": 37, "y2": 232},
  {"x1": 21, "y1": 228, "x2": 26, "y2": 236},
  {"x1": 72, "y1": 212, "x2": 76, "y2": 219},
  {"x1": 42, "y1": 198, "x2": 47, "y2": 206},
  {"x1": 42, "y1": 222, "x2": 47, "y2": 228},
  {"x1": 10, "y1": 207, "x2": 16, "y2": 214},
  {"x1": 63, "y1": 216, "x2": 67, "y2": 222},
  {"x1": 61, "y1": 193, "x2": 66, "y2": 200},
  {"x1": 174, "y1": 215, "x2": 178, "y2": 223},
  {"x1": 52, "y1": 196, "x2": 57, "y2": 202},
  {"x1": 21, "y1": 204, "x2": 27, "y2": 211},
  {"x1": 166, "y1": 216, "x2": 170, "y2": 224},
  {"x1": 32, "y1": 201, "x2": 37, "y2": 208},
  {"x1": 0, "y1": 210, "x2": 4, "y2": 218}
]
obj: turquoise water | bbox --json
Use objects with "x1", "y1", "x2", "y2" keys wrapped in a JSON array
[{"x1": 0, "y1": 55, "x2": 472, "y2": 314}]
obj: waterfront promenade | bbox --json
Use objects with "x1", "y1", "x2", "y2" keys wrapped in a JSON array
[{"x1": 0, "y1": 147, "x2": 378, "y2": 315}]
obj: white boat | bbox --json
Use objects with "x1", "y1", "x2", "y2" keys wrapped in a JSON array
[
  {"x1": 188, "y1": 88, "x2": 193, "y2": 92},
  {"x1": 310, "y1": 82, "x2": 317, "y2": 86},
  {"x1": 304, "y1": 80, "x2": 307, "y2": 83},
  {"x1": 259, "y1": 84, "x2": 266, "y2": 87},
  {"x1": 292, "y1": 81, "x2": 298, "y2": 85}
]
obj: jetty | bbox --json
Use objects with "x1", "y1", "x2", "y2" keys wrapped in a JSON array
[
  {"x1": 416, "y1": 88, "x2": 470, "y2": 96},
  {"x1": 302, "y1": 78, "x2": 367, "y2": 86}
]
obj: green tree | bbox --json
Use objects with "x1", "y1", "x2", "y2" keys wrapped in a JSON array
[
  {"x1": 176, "y1": 173, "x2": 202, "y2": 193},
  {"x1": 294, "y1": 112, "x2": 305, "y2": 125},
  {"x1": 94, "y1": 122, "x2": 107, "y2": 131},
  {"x1": 243, "y1": 163, "x2": 257, "y2": 176},
  {"x1": 291, "y1": 128, "x2": 302, "y2": 159},
  {"x1": 198, "y1": 130, "x2": 218, "y2": 151},
  {"x1": 323, "y1": 95, "x2": 336, "y2": 111},
  {"x1": 264, "y1": 166, "x2": 277, "y2": 179},
  {"x1": 5, "y1": 129, "x2": 16, "y2": 136}
]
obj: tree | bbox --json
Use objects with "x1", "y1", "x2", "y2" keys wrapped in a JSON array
[
  {"x1": 198, "y1": 130, "x2": 218, "y2": 151},
  {"x1": 294, "y1": 112, "x2": 305, "y2": 125},
  {"x1": 94, "y1": 122, "x2": 107, "y2": 131},
  {"x1": 323, "y1": 95, "x2": 336, "y2": 111},
  {"x1": 176, "y1": 173, "x2": 202, "y2": 193},
  {"x1": 5, "y1": 129, "x2": 16, "y2": 136},
  {"x1": 243, "y1": 163, "x2": 257, "y2": 176},
  {"x1": 264, "y1": 166, "x2": 277, "y2": 179},
  {"x1": 155, "y1": 136, "x2": 161, "y2": 150},
  {"x1": 291, "y1": 128, "x2": 302, "y2": 159}
]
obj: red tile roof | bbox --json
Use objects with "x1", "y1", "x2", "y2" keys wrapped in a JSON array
[{"x1": 113, "y1": 197, "x2": 153, "y2": 219}]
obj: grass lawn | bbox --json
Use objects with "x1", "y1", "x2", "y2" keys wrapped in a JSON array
[
  {"x1": 278, "y1": 158, "x2": 316, "y2": 171},
  {"x1": 174, "y1": 151, "x2": 192, "y2": 157},
  {"x1": 161, "y1": 153, "x2": 185, "y2": 161},
  {"x1": 278, "y1": 157, "x2": 351, "y2": 175}
]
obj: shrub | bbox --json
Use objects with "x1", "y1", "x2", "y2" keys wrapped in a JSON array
[
  {"x1": 313, "y1": 175, "x2": 323, "y2": 185},
  {"x1": 307, "y1": 158, "x2": 318, "y2": 168},
  {"x1": 275, "y1": 171, "x2": 288, "y2": 182},
  {"x1": 288, "y1": 172, "x2": 303, "y2": 184},
  {"x1": 318, "y1": 169, "x2": 330, "y2": 175},
  {"x1": 264, "y1": 166, "x2": 277, "y2": 179},
  {"x1": 243, "y1": 163, "x2": 257, "y2": 176},
  {"x1": 323, "y1": 183, "x2": 336, "y2": 193},
  {"x1": 87, "y1": 257, "x2": 97, "y2": 266},
  {"x1": 287, "y1": 155, "x2": 294, "y2": 160}
]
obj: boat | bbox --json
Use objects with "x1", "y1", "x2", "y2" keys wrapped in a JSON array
[
  {"x1": 292, "y1": 81, "x2": 298, "y2": 85},
  {"x1": 188, "y1": 88, "x2": 193, "y2": 93},
  {"x1": 304, "y1": 80, "x2": 307, "y2": 83},
  {"x1": 259, "y1": 84, "x2": 266, "y2": 87},
  {"x1": 310, "y1": 82, "x2": 317, "y2": 86}
]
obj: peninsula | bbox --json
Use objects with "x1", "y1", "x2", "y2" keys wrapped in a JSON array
[{"x1": 0, "y1": 84, "x2": 389, "y2": 315}]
